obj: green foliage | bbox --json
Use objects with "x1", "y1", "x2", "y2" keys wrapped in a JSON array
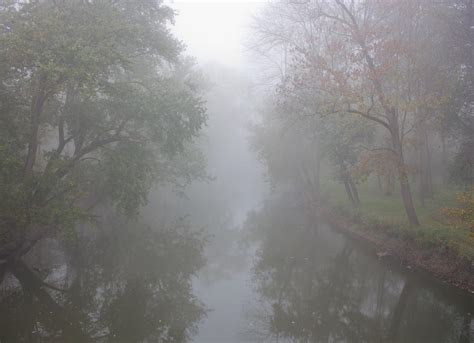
[
  {"x1": 0, "y1": 0, "x2": 207, "y2": 258},
  {"x1": 319, "y1": 113, "x2": 374, "y2": 184}
]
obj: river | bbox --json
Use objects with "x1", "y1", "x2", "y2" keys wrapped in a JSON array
[
  {"x1": 191, "y1": 196, "x2": 474, "y2": 343},
  {"x1": 0, "y1": 197, "x2": 473, "y2": 342}
]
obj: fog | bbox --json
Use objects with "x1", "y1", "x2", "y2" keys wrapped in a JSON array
[
  {"x1": 0, "y1": 1, "x2": 473, "y2": 342},
  {"x1": 144, "y1": 0, "x2": 266, "y2": 221},
  {"x1": 149, "y1": 7, "x2": 268, "y2": 339},
  {"x1": 171, "y1": 1, "x2": 263, "y2": 67}
]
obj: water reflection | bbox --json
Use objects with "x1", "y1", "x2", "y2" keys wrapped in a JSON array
[
  {"x1": 0, "y1": 214, "x2": 206, "y2": 342},
  {"x1": 1, "y1": 199, "x2": 473, "y2": 343},
  {"x1": 243, "y1": 197, "x2": 473, "y2": 343}
]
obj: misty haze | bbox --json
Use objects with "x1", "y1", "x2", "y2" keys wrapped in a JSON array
[{"x1": 0, "y1": 1, "x2": 473, "y2": 342}]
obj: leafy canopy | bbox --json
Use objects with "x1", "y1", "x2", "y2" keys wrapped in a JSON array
[{"x1": 0, "y1": 0, "x2": 207, "y2": 256}]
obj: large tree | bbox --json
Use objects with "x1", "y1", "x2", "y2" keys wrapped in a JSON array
[
  {"x1": 0, "y1": 1, "x2": 207, "y2": 272},
  {"x1": 252, "y1": 0, "x2": 453, "y2": 226}
]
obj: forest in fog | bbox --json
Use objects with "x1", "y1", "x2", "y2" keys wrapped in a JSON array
[{"x1": 0, "y1": 0, "x2": 473, "y2": 342}]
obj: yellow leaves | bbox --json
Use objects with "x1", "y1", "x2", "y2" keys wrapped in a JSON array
[{"x1": 441, "y1": 189, "x2": 474, "y2": 240}]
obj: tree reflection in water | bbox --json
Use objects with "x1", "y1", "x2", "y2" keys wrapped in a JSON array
[
  {"x1": 0, "y1": 213, "x2": 207, "y2": 342},
  {"x1": 243, "y1": 197, "x2": 472, "y2": 343}
]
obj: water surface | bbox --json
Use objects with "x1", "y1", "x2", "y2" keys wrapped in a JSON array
[
  {"x1": 1, "y1": 201, "x2": 473, "y2": 342},
  {"x1": 193, "y1": 200, "x2": 474, "y2": 343}
]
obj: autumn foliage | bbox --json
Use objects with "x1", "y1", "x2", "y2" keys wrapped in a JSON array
[{"x1": 442, "y1": 189, "x2": 474, "y2": 241}]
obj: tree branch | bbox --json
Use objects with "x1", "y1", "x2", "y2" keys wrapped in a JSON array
[{"x1": 346, "y1": 108, "x2": 392, "y2": 132}]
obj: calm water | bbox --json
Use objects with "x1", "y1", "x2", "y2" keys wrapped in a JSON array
[
  {"x1": 192, "y1": 200, "x2": 474, "y2": 343},
  {"x1": 1, "y1": 201, "x2": 473, "y2": 342}
]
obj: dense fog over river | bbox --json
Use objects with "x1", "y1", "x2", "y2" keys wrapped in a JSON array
[{"x1": 1, "y1": 0, "x2": 473, "y2": 342}]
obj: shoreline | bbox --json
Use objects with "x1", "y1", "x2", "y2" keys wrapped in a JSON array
[{"x1": 321, "y1": 206, "x2": 474, "y2": 294}]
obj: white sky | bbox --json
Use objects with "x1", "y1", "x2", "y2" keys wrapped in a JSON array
[{"x1": 168, "y1": 0, "x2": 266, "y2": 68}]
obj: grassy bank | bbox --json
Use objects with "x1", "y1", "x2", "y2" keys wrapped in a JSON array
[{"x1": 321, "y1": 180, "x2": 474, "y2": 262}]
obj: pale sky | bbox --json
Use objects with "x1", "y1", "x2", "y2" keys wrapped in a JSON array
[{"x1": 168, "y1": 0, "x2": 266, "y2": 68}]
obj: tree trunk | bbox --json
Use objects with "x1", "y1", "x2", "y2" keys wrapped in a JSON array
[
  {"x1": 418, "y1": 127, "x2": 434, "y2": 207},
  {"x1": 418, "y1": 144, "x2": 427, "y2": 208},
  {"x1": 314, "y1": 144, "x2": 321, "y2": 198},
  {"x1": 441, "y1": 134, "x2": 448, "y2": 185},
  {"x1": 384, "y1": 172, "x2": 395, "y2": 196},
  {"x1": 389, "y1": 172, "x2": 395, "y2": 195},
  {"x1": 349, "y1": 178, "x2": 360, "y2": 205},
  {"x1": 0, "y1": 263, "x2": 6, "y2": 285},
  {"x1": 24, "y1": 76, "x2": 48, "y2": 180},
  {"x1": 424, "y1": 131, "x2": 434, "y2": 198},
  {"x1": 390, "y1": 115, "x2": 420, "y2": 226},
  {"x1": 344, "y1": 179, "x2": 355, "y2": 205},
  {"x1": 313, "y1": 144, "x2": 322, "y2": 221},
  {"x1": 383, "y1": 135, "x2": 394, "y2": 196},
  {"x1": 301, "y1": 163, "x2": 316, "y2": 206},
  {"x1": 377, "y1": 174, "x2": 383, "y2": 193},
  {"x1": 398, "y1": 161, "x2": 420, "y2": 226}
]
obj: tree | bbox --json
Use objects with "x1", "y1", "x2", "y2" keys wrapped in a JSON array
[
  {"x1": 320, "y1": 114, "x2": 374, "y2": 207},
  {"x1": 0, "y1": 1, "x2": 207, "y2": 272},
  {"x1": 250, "y1": 102, "x2": 322, "y2": 207},
  {"x1": 252, "y1": 0, "x2": 455, "y2": 226},
  {"x1": 442, "y1": 190, "x2": 474, "y2": 241},
  {"x1": 434, "y1": 0, "x2": 474, "y2": 188}
]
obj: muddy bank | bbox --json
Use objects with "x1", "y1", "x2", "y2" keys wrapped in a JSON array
[{"x1": 322, "y1": 207, "x2": 474, "y2": 293}]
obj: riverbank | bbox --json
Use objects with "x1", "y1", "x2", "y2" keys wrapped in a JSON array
[{"x1": 322, "y1": 203, "x2": 474, "y2": 293}]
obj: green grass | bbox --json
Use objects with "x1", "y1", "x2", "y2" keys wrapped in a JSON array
[{"x1": 321, "y1": 179, "x2": 474, "y2": 260}]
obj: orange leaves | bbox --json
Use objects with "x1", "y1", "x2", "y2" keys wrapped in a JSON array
[{"x1": 354, "y1": 148, "x2": 398, "y2": 179}]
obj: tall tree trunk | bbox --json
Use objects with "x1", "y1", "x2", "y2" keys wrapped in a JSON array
[
  {"x1": 424, "y1": 131, "x2": 434, "y2": 198},
  {"x1": 349, "y1": 178, "x2": 360, "y2": 205},
  {"x1": 418, "y1": 127, "x2": 434, "y2": 207},
  {"x1": 398, "y1": 158, "x2": 420, "y2": 226},
  {"x1": 301, "y1": 143, "x2": 322, "y2": 210},
  {"x1": 420, "y1": 129, "x2": 433, "y2": 204},
  {"x1": 390, "y1": 115, "x2": 420, "y2": 226},
  {"x1": 384, "y1": 172, "x2": 395, "y2": 197},
  {"x1": 301, "y1": 163, "x2": 316, "y2": 206},
  {"x1": 418, "y1": 143, "x2": 427, "y2": 208},
  {"x1": 313, "y1": 144, "x2": 322, "y2": 220},
  {"x1": 383, "y1": 135, "x2": 394, "y2": 196},
  {"x1": 441, "y1": 134, "x2": 448, "y2": 185},
  {"x1": 24, "y1": 76, "x2": 48, "y2": 180},
  {"x1": 0, "y1": 263, "x2": 6, "y2": 285},
  {"x1": 344, "y1": 179, "x2": 355, "y2": 205},
  {"x1": 377, "y1": 174, "x2": 383, "y2": 193},
  {"x1": 314, "y1": 144, "x2": 321, "y2": 198}
]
